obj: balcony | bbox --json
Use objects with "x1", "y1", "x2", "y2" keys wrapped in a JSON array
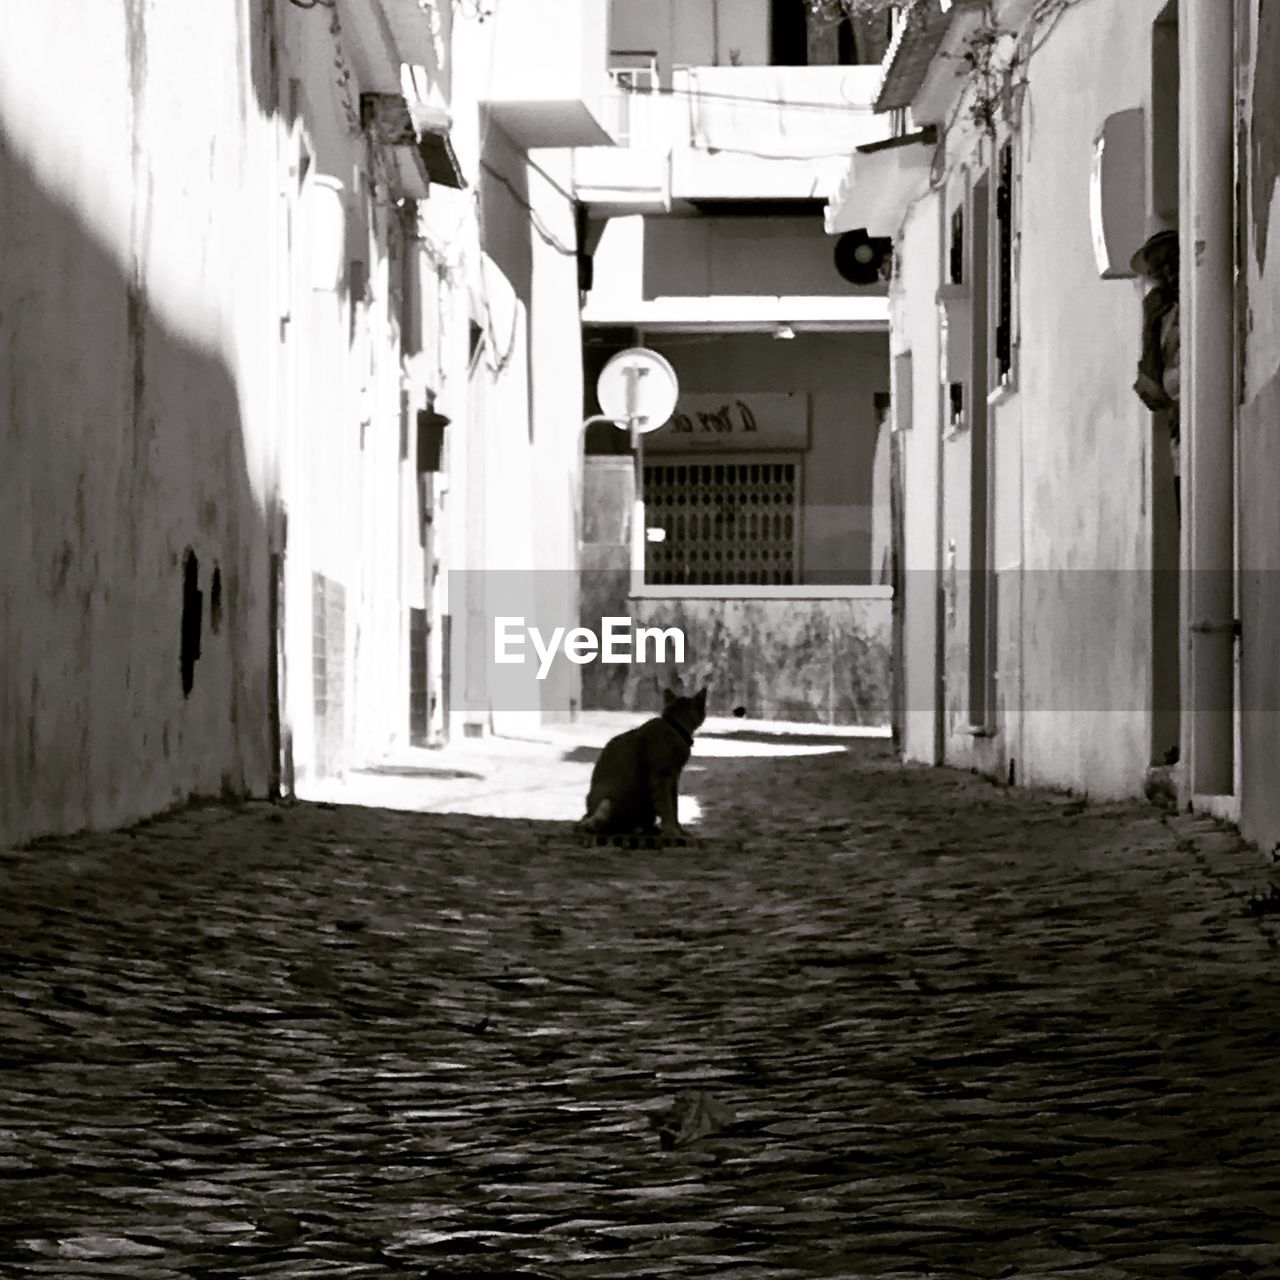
[
  {"x1": 477, "y1": 0, "x2": 615, "y2": 149},
  {"x1": 574, "y1": 62, "x2": 892, "y2": 209}
]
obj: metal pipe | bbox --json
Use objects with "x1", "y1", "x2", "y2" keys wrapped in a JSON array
[{"x1": 1180, "y1": 0, "x2": 1236, "y2": 796}]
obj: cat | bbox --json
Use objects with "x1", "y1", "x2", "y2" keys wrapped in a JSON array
[{"x1": 577, "y1": 687, "x2": 708, "y2": 837}]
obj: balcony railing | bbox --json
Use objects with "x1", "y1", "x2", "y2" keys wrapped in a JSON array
[
  {"x1": 605, "y1": 50, "x2": 660, "y2": 146},
  {"x1": 577, "y1": 61, "x2": 892, "y2": 205}
]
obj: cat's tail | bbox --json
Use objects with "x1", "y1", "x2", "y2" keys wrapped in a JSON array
[{"x1": 576, "y1": 797, "x2": 613, "y2": 833}]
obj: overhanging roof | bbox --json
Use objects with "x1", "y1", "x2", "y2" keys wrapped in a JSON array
[
  {"x1": 824, "y1": 128, "x2": 936, "y2": 238},
  {"x1": 377, "y1": 0, "x2": 446, "y2": 70},
  {"x1": 875, "y1": 0, "x2": 955, "y2": 112}
]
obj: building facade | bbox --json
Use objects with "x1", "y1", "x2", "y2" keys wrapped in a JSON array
[
  {"x1": 837, "y1": 0, "x2": 1279, "y2": 852},
  {"x1": 572, "y1": 0, "x2": 900, "y2": 725},
  {"x1": 0, "y1": 0, "x2": 609, "y2": 845}
]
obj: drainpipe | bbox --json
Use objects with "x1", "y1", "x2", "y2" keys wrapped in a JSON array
[
  {"x1": 933, "y1": 189, "x2": 947, "y2": 766},
  {"x1": 1180, "y1": 0, "x2": 1236, "y2": 797}
]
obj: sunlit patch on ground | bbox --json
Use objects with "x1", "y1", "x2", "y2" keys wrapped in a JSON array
[
  {"x1": 692, "y1": 737, "x2": 849, "y2": 760},
  {"x1": 295, "y1": 714, "x2": 886, "y2": 824}
]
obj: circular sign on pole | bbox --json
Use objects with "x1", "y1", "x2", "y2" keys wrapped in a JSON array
[{"x1": 596, "y1": 347, "x2": 679, "y2": 433}]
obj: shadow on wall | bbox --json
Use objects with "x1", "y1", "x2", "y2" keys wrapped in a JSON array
[
  {"x1": 478, "y1": 114, "x2": 536, "y2": 435},
  {"x1": 0, "y1": 1, "x2": 290, "y2": 846}
]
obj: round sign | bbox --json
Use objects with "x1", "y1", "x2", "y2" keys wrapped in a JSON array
[{"x1": 596, "y1": 347, "x2": 679, "y2": 433}]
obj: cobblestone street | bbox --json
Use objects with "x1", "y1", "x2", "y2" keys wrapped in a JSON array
[{"x1": 4, "y1": 722, "x2": 1280, "y2": 1278}]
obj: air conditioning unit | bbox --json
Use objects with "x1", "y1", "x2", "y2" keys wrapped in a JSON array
[{"x1": 1090, "y1": 108, "x2": 1146, "y2": 278}]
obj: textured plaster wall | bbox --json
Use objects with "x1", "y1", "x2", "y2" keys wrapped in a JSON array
[
  {"x1": 579, "y1": 453, "x2": 891, "y2": 725},
  {"x1": 266, "y1": 4, "x2": 444, "y2": 781},
  {"x1": 643, "y1": 218, "x2": 887, "y2": 300},
  {"x1": 891, "y1": 0, "x2": 1166, "y2": 796},
  {"x1": 443, "y1": 25, "x2": 587, "y2": 734},
  {"x1": 891, "y1": 190, "x2": 943, "y2": 764},
  {"x1": 582, "y1": 591, "x2": 892, "y2": 726},
  {"x1": 0, "y1": 3, "x2": 280, "y2": 845},
  {"x1": 1238, "y1": 0, "x2": 1280, "y2": 852},
  {"x1": 1003, "y1": 0, "x2": 1165, "y2": 799}
]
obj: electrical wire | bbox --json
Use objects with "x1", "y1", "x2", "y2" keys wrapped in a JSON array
[
  {"x1": 478, "y1": 162, "x2": 577, "y2": 256},
  {"x1": 617, "y1": 80, "x2": 878, "y2": 114},
  {"x1": 690, "y1": 140, "x2": 868, "y2": 160}
]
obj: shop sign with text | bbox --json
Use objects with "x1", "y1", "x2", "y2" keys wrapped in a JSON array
[{"x1": 646, "y1": 392, "x2": 809, "y2": 452}]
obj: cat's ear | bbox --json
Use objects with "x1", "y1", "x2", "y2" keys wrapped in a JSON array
[
  {"x1": 662, "y1": 687, "x2": 677, "y2": 706},
  {"x1": 694, "y1": 687, "x2": 708, "y2": 707}
]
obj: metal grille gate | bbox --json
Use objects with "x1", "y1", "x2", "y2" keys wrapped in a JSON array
[{"x1": 643, "y1": 456, "x2": 800, "y2": 586}]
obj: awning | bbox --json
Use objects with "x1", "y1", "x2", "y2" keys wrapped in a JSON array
[
  {"x1": 413, "y1": 102, "x2": 466, "y2": 190},
  {"x1": 824, "y1": 127, "x2": 936, "y2": 238},
  {"x1": 360, "y1": 93, "x2": 466, "y2": 198}
]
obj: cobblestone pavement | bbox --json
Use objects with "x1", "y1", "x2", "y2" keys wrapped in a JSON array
[{"x1": 4, "y1": 725, "x2": 1280, "y2": 1279}]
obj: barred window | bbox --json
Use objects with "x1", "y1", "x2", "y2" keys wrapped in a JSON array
[
  {"x1": 643, "y1": 456, "x2": 800, "y2": 586},
  {"x1": 994, "y1": 141, "x2": 1014, "y2": 385},
  {"x1": 949, "y1": 203, "x2": 965, "y2": 285}
]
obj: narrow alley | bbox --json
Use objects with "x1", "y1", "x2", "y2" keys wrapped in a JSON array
[{"x1": 3, "y1": 725, "x2": 1280, "y2": 1278}]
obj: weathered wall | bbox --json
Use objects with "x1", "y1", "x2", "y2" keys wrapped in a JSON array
[
  {"x1": 583, "y1": 589, "x2": 893, "y2": 725},
  {"x1": 891, "y1": 186, "x2": 943, "y2": 765},
  {"x1": 1237, "y1": 0, "x2": 1280, "y2": 853},
  {"x1": 0, "y1": 3, "x2": 280, "y2": 845},
  {"x1": 445, "y1": 21, "x2": 587, "y2": 736},
  {"x1": 891, "y1": 0, "x2": 1169, "y2": 797},
  {"x1": 643, "y1": 217, "x2": 887, "y2": 300},
  {"x1": 1014, "y1": 0, "x2": 1165, "y2": 798},
  {"x1": 270, "y1": 2, "x2": 450, "y2": 783},
  {"x1": 579, "y1": 458, "x2": 890, "y2": 725}
]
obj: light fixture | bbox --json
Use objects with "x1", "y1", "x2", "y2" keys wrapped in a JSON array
[{"x1": 773, "y1": 324, "x2": 797, "y2": 341}]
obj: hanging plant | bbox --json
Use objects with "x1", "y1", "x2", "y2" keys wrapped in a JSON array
[
  {"x1": 951, "y1": 16, "x2": 1022, "y2": 136},
  {"x1": 804, "y1": 0, "x2": 896, "y2": 23},
  {"x1": 804, "y1": 1, "x2": 1023, "y2": 137}
]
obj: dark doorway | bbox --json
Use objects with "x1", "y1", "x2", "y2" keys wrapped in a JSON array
[
  {"x1": 1150, "y1": 0, "x2": 1181, "y2": 765},
  {"x1": 968, "y1": 178, "x2": 994, "y2": 732}
]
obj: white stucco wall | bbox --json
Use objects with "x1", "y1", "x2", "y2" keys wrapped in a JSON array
[
  {"x1": 890, "y1": 0, "x2": 1168, "y2": 797},
  {"x1": 0, "y1": 2, "x2": 280, "y2": 844},
  {"x1": 445, "y1": 18, "x2": 588, "y2": 736},
  {"x1": 891, "y1": 188, "x2": 943, "y2": 765},
  {"x1": 1236, "y1": 0, "x2": 1280, "y2": 852},
  {"x1": 1013, "y1": 0, "x2": 1164, "y2": 798}
]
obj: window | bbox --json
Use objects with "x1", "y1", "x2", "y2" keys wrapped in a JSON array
[
  {"x1": 607, "y1": 51, "x2": 658, "y2": 146},
  {"x1": 949, "y1": 204, "x2": 965, "y2": 284},
  {"x1": 946, "y1": 201, "x2": 966, "y2": 432},
  {"x1": 643, "y1": 456, "x2": 800, "y2": 586},
  {"x1": 948, "y1": 382, "x2": 966, "y2": 434},
  {"x1": 992, "y1": 141, "x2": 1015, "y2": 388}
]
